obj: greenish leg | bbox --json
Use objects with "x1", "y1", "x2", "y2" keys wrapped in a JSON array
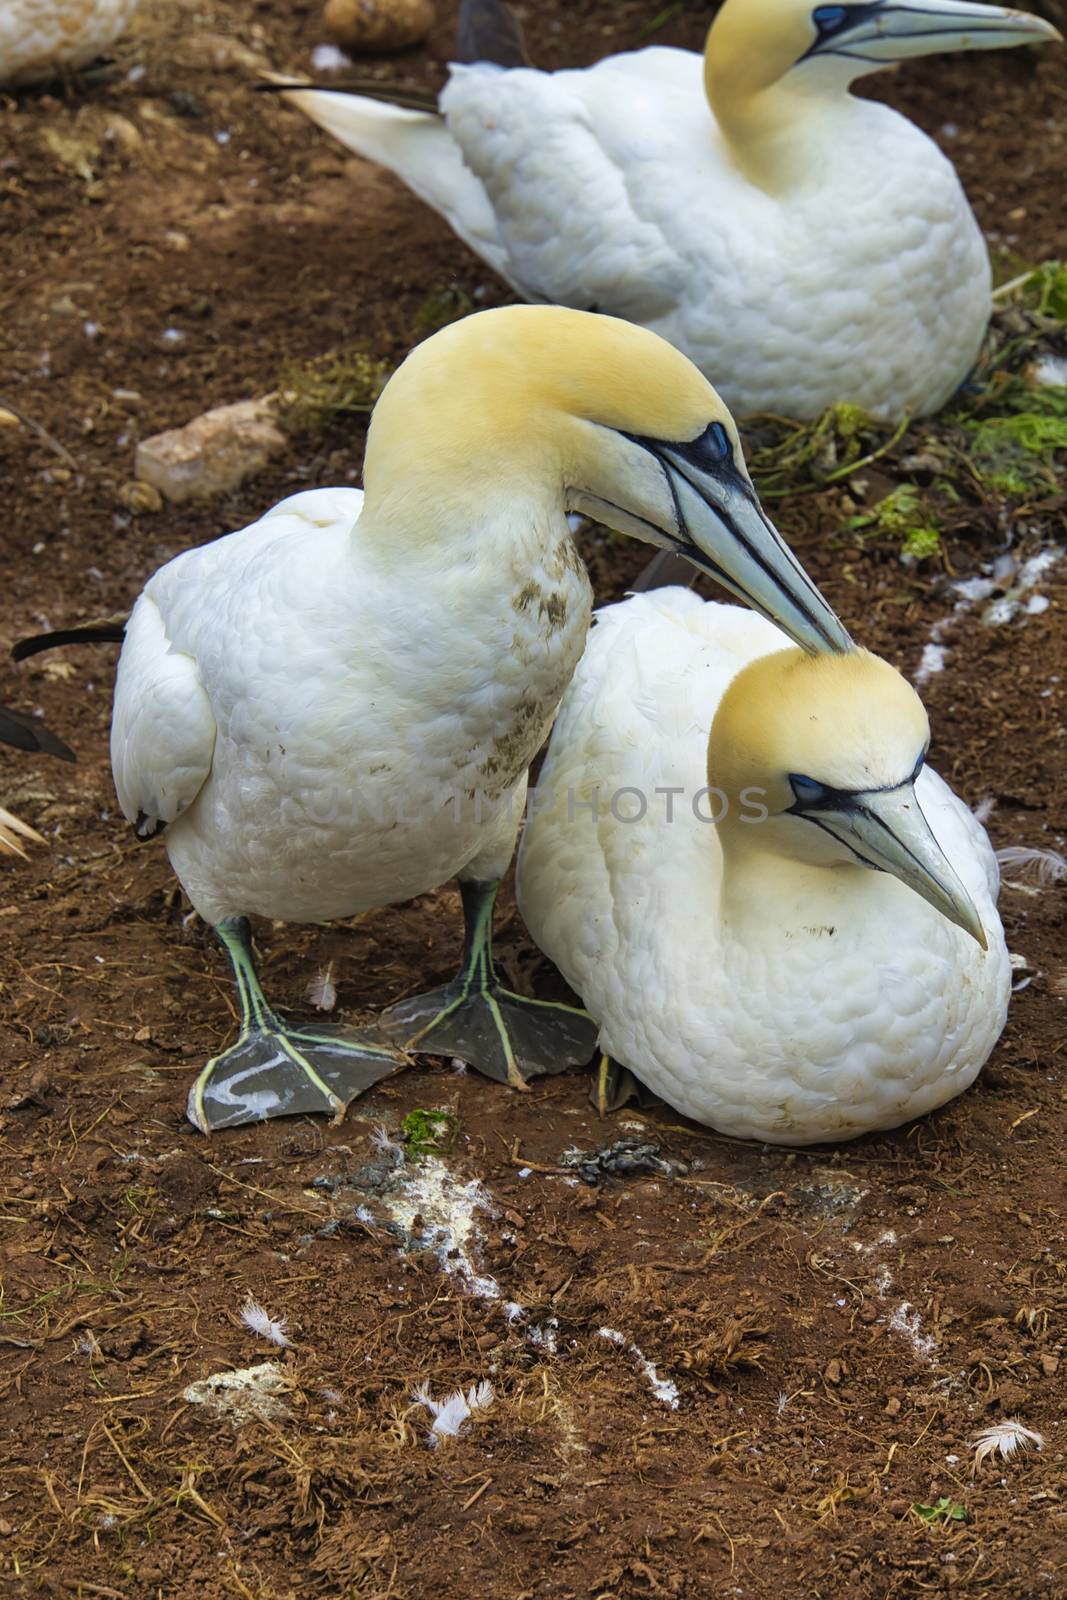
[
  {"x1": 378, "y1": 880, "x2": 600, "y2": 1088},
  {"x1": 187, "y1": 917, "x2": 405, "y2": 1134},
  {"x1": 592, "y1": 1052, "x2": 640, "y2": 1117}
]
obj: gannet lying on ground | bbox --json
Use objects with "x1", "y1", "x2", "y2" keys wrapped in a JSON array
[
  {"x1": 517, "y1": 589, "x2": 1010, "y2": 1145},
  {"x1": 275, "y1": 0, "x2": 1059, "y2": 422},
  {"x1": 0, "y1": 0, "x2": 139, "y2": 88},
  {"x1": 0, "y1": 704, "x2": 74, "y2": 857},
  {"x1": 107, "y1": 306, "x2": 851, "y2": 1133}
]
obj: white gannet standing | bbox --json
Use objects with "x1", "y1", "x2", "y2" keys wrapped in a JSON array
[
  {"x1": 107, "y1": 306, "x2": 852, "y2": 1133},
  {"x1": 517, "y1": 589, "x2": 1010, "y2": 1145},
  {"x1": 0, "y1": 705, "x2": 74, "y2": 856},
  {"x1": 275, "y1": 0, "x2": 1059, "y2": 422},
  {"x1": 0, "y1": 0, "x2": 139, "y2": 88}
]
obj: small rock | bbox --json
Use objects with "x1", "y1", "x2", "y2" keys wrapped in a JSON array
[
  {"x1": 824, "y1": 1357, "x2": 844, "y2": 1385},
  {"x1": 323, "y1": 0, "x2": 436, "y2": 54},
  {"x1": 118, "y1": 480, "x2": 163, "y2": 515},
  {"x1": 104, "y1": 115, "x2": 143, "y2": 155},
  {"x1": 1038, "y1": 1353, "x2": 1059, "y2": 1377},
  {"x1": 135, "y1": 397, "x2": 286, "y2": 504}
]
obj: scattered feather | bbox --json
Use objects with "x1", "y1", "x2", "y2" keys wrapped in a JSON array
[
  {"x1": 996, "y1": 845, "x2": 1067, "y2": 888},
  {"x1": 306, "y1": 961, "x2": 337, "y2": 1012},
  {"x1": 971, "y1": 1419, "x2": 1044, "y2": 1469},
  {"x1": 370, "y1": 1123, "x2": 404, "y2": 1163},
  {"x1": 240, "y1": 1297, "x2": 290, "y2": 1348},
  {"x1": 412, "y1": 1379, "x2": 495, "y2": 1445},
  {"x1": 973, "y1": 796, "x2": 997, "y2": 824},
  {"x1": 310, "y1": 42, "x2": 352, "y2": 72}
]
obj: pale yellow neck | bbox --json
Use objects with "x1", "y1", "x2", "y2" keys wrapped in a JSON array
[
  {"x1": 717, "y1": 818, "x2": 847, "y2": 937},
  {"x1": 708, "y1": 73, "x2": 858, "y2": 191}
]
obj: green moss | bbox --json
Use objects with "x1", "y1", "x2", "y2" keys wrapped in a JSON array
[
  {"x1": 900, "y1": 524, "x2": 941, "y2": 561},
  {"x1": 1022, "y1": 260, "x2": 1067, "y2": 322},
  {"x1": 278, "y1": 348, "x2": 392, "y2": 436},
  {"x1": 966, "y1": 409, "x2": 1067, "y2": 496},
  {"x1": 401, "y1": 1107, "x2": 459, "y2": 1160},
  {"x1": 416, "y1": 285, "x2": 475, "y2": 334},
  {"x1": 843, "y1": 484, "x2": 942, "y2": 560},
  {"x1": 750, "y1": 401, "x2": 882, "y2": 495}
]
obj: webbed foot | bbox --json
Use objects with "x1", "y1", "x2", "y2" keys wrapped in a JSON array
[
  {"x1": 381, "y1": 981, "x2": 598, "y2": 1088},
  {"x1": 188, "y1": 1019, "x2": 404, "y2": 1132},
  {"x1": 188, "y1": 917, "x2": 405, "y2": 1133},
  {"x1": 379, "y1": 878, "x2": 599, "y2": 1088}
]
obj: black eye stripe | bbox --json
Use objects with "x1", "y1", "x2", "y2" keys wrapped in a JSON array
[
  {"x1": 788, "y1": 750, "x2": 928, "y2": 814},
  {"x1": 623, "y1": 419, "x2": 740, "y2": 480}
]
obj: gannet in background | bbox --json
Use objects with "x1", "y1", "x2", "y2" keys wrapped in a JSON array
[
  {"x1": 105, "y1": 306, "x2": 851, "y2": 1134},
  {"x1": 275, "y1": 0, "x2": 1060, "y2": 422},
  {"x1": 0, "y1": 704, "x2": 74, "y2": 857},
  {"x1": 0, "y1": 0, "x2": 139, "y2": 87},
  {"x1": 517, "y1": 589, "x2": 1010, "y2": 1145}
]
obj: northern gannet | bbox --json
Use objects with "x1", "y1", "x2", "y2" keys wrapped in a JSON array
[
  {"x1": 276, "y1": 0, "x2": 1059, "y2": 422},
  {"x1": 107, "y1": 306, "x2": 852, "y2": 1133},
  {"x1": 516, "y1": 589, "x2": 1010, "y2": 1145},
  {"x1": 0, "y1": 704, "x2": 74, "y2": 856},
  {"x1": 0, "y1": 0, "x2": 139, "y2": 88}
]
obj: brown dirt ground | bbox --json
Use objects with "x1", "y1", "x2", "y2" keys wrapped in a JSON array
[{"x1": 1, "y1": 2, "x2": 1065, "y2": 1596}]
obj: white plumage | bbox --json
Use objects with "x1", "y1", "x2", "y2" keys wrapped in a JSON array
[
  {"x1": 0, "y1": 0, "x2": 139, "y2": 88},
  {"x1": 517, "y1": 589, "x2": 1011, "y2": 1145},
  {"x1": 106, "y1": 306, "x2": 853, "y2": 1132},
  {"x1": 280, "y1": 0, "x2": 1058, "y2": 421},
  {"x1": 111, "y1": 482, "x2": 591, "y2": 928}
]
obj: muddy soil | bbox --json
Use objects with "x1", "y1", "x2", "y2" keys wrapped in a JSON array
[{"x1": 0, "y1": 3, "x2": 1064, "y2": 1597}]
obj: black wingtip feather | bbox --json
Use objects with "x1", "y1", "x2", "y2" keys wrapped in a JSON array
[
  {"x1": 456, "y1": 0, "x2": 530, "y2": 66},
  {"x1": 12, "y1": 619, "x2": 127, "y2": 662},
  {"x1": 0, "y1": 705, "x2": 76, "y2": 762},
  {"x1": 256, "y1": 78, "x2": 442, "y2": 113}
]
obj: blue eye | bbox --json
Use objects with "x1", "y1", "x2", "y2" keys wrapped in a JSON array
[
  {"x1": 813, "y1": 5, "x2": 848, "y2": 27},
  {"x1": 703, "y1": 420, "x2": 731, "y2": 460},
  {"x1": 790, "y1": 774, "x2": 828, "y2": 807}
]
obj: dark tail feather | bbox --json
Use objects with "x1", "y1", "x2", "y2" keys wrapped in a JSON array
[
  {"x1": 255, "y1": 79, "x2": 441, "y2": 114},
  {"x1": 629, "y1": 551, "x2": 701, "y2": 594},
  {"x1": 456, "y1": 0, "x2": 530, "y2": 66},
  {"x1": 12, "y1": 617, "x2": 127, "y2": 663},
  {"x1": 0, "y1": 705, "x2": 75, "y2": 762}
]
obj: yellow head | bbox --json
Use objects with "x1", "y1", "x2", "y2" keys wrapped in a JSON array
[
  {"x1": 363, "y1": 306, "x2": 851, "y2": 654},
  {"x1": 711, "y1": 647, "x2": 927, "y2": 807},
  {"x1": 709, "y1": 646, "x2": 986, "y2": 946},
  {"x1": 704, "y1": 0, "x2": 1059, "y2": 112}
]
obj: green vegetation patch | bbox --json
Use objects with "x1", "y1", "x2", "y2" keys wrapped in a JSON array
[
  {"x1": 912, "y1": 1497, "x2": 969, "y2": 1527},
  {"x1": 401, "y1": 1107, "x2": 459, "y2": 1160},
  {"x1": 278, "y1": 348, "x2": 392, "y2": 436},
  {"x1": 738, "y1": 257, "x2": 1067, "y2": 559}
]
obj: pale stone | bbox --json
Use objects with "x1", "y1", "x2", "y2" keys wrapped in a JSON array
[
  {"x1": 134, "y1": 396, "x2": 286, "y2": 504},
  {"x1": 323, "y1": 0, "x2": 436, "y2": 54}
]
